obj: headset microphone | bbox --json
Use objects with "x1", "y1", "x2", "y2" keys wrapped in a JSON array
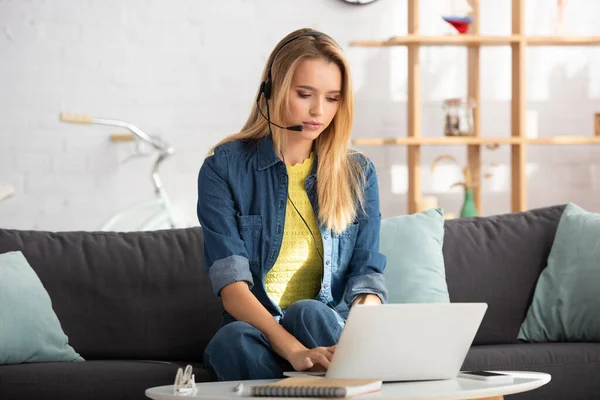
[{"x1": 277, "y1": 123, "x2": 303, "y2": 132}]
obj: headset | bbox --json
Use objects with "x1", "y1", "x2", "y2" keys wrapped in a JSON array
[
  {"x1": 256, "y1": 31, "x2": 339, "y2": 133},
  {"x1": 255, "y1": 30, "x2": 340, "y2": 263}
]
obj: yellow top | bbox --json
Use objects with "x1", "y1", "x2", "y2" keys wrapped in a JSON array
[{"x1": 264, "y1": 152, "x2": 324, "y2": 309}]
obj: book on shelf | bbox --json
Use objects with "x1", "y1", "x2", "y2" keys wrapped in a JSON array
[{"x1": 234, "y1": 377, "x2": 383, "y2": 398}]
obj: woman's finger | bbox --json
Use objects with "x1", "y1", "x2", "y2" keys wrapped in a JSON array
[
  {"x1": 314, "y1": 347, "x2": 334, "y2": 361},
  {"x1": 305, "y1": 357, "x2": 314, "y2": 367},
  {"x1": 311, "y1": 352, "x2": 331, "y2": 369}
]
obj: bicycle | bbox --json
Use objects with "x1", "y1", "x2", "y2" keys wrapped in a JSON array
[{"x1": 60, "y1": 113, "x2": 179, "y2": 231}]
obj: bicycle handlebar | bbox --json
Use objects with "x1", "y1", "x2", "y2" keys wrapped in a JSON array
[
  {"x1": 60, "y1": 112, "x2": 169, "y2": 151},
  {"x1": 60, "y1": 112, "x2": 175, "y2": 195}
]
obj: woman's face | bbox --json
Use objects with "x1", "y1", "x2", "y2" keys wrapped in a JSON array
[{"x1": 285, "y1": 58, "x2": 342, "y2": 140}]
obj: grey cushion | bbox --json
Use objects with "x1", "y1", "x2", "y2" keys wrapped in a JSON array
[
  {"x1": 0, "y1": 360, "x2": 213, "y2": 400},
  {"x1": 0, "y1": 228, "x2": 223, "y2": 361},
  {"x1": 443, "y1": 205, "x2": 565, "y2": 345},
  {"x1": 463, "y1": 343, "x2": 600, "y2": 400}
]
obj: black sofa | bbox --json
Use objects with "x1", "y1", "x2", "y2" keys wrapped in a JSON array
[{"x1": 1, "y1": 204, "x2": 598, "y2": 400}]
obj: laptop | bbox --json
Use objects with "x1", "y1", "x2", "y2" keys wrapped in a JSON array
[{"x1": 285, "y1": 303, "x2": 487, "y2": 382}]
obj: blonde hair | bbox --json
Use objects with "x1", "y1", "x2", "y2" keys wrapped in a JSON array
[{"x1": 211, "y1": 28, "x2": 366, "y2": 234}]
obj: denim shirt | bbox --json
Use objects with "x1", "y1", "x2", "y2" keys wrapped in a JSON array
[{"x1": 196, "y1": 135, "x2": 387, "y2": 320}]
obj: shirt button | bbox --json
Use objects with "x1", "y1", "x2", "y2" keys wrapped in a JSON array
[
  {"x1": 326, "y1": 260, "x2": 330, "y2": 265},
  {"x1": 324, "y1": 283, "x2": 329, "y2": 289},
  {"x1": 324, "y1": 235, "x2": 329, "y2": 240}
]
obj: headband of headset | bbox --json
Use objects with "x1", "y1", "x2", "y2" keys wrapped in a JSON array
[{"x1": 260, "y1": 31, "x2": 338, "y2": 101}]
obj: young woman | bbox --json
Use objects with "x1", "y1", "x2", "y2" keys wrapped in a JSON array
[{"x1": 197, "y1": 28, "x2": 387, "y2": 381}]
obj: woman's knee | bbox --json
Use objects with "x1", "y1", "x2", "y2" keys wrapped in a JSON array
[
  {"x1": 281, "y1": 300, "x2": 342, "y2": 344},
  {"x1": 205, "y1": 321, "x2": 261, "y2": 359},
  {"x1": 285, "y1": 300, "x2": 336, "y2": 325},
  {"x1": 203, "y1": 320, "x2": 287, "y2": 381}
]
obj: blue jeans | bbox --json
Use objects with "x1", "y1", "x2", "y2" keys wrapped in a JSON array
[{"x1": 203, "y1": 300, "x2": 345, "y2": 381}]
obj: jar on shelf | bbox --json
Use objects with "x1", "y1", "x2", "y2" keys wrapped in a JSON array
[{"x1": 443, "y1": 97, "x2": 476, "y2": 136}]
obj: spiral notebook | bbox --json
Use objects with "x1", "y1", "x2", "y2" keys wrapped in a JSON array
[{"x1": 235, "y1": 377, "x2": 382, "y2": 398}]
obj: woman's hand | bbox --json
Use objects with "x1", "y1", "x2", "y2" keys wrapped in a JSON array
[{"x1": 287, "y1": 346, "x2": 336, "y2": 372}]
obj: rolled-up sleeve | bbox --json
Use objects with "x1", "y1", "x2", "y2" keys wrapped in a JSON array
[
  {"x1": 197, "y1": 147, "x2": 253, "y2": 296},
  {"x1": 344, "y1": 157, "x2": 388, "y2": 305}
]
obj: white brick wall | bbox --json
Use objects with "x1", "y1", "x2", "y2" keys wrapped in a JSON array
[{"x1": 1, "y1": 0, "x2": 599, "y2": 231}]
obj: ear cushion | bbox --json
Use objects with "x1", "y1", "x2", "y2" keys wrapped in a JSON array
[{"x1": 263, "y1": 79, "x2": 272, "y2": 100}]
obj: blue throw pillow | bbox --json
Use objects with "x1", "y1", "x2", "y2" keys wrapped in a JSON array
[
  {"x1": 518, "y1": 203, "x2": 600, "y2": 342},
  {"x1": 380, "y1": 208, "x2": 450, "y2": 303},
  {"x1": 0, "y1": 251, "x2": 84, "y2": 364}
]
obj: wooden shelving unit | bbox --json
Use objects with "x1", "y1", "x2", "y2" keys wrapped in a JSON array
[{"x1": 350, "y1": 0, "x2": 600, "y2": 215}]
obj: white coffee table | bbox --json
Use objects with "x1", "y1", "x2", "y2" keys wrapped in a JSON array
[{"x1": 146, "y1": 371, "x2": 550, "y2": 400}]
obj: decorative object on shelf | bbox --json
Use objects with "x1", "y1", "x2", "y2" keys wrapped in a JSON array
[
  {"x1": 459, "y1": 185, "x2": 478, "y2": 218},
  {"x1": 338, "y1": 0, "x2": 380, "y2": 5},
  {"x1": 442, "y1": 0, "x2": 473, "y2": 34},
  {"x1": 442, "y1": 16, "x2": 473, "y2": 34},
  {"x1": 595, "y1": 113, "x2": 600, "y2": 136},
  {"x1": 431, "y1": 154, "x2": 495, "y2": 218},
  {"x1": 443, "y1": 98, "x2": 476, "y2": 136}
]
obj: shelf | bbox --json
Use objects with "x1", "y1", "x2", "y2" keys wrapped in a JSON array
[
  {"x1": 352, "y1": 137, "x2": 520, "y2": 146},
  {"x1": 350, "y1": 35, "x2": 519, "y2": 47},
  {"x1": 352, "y1": 136, "x2": 600, "y2": 146},
  {"x1": 526, "y1": 136, "x2": 600, "y2": 144},
  {"x1": 350, "y1": 35, "x2": 600, "y2": 47},
  {"x1": 526, "y1": 36, "x2": 600, "y2": 46}
]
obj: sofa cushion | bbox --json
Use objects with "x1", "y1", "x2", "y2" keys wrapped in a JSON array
[
  {"x1": 0, "y1": 251, "x2": 83, "y2": 364},
  {"x1": 380, "y1": 208, "x2": 449, "y2": 303},
  {"x1": 462, "y1": 343, "x2": 600, "y2": 400},
  {"x1": 443, "y1": 204, "x2": 565, "y2": 345},
  {"x1": 0, "y1": 360, "x2": 213, "y2": 400},
  {"x1": 518, "y1": 203, "x2": 600, "y2": 342},
  {"x1": 0, "y1": 228, "x2": 223, "y2": 361}
]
